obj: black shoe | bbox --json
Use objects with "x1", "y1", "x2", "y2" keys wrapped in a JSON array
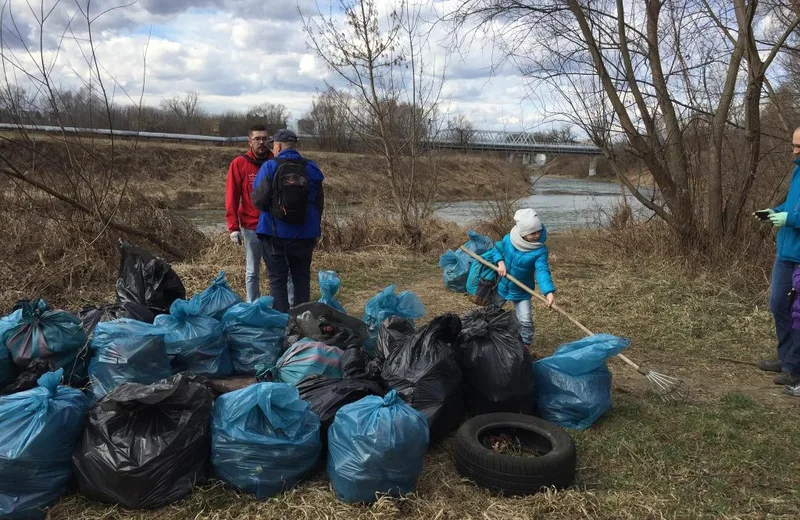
[
  {"x1": 758, "y1": 359, "x2": 783, "y2": 373},
  {"x1": 774, "y1": 372, "x2": 800, "y2": 385}
]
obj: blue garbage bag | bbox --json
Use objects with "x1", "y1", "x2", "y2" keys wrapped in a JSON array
[
  {"x1": 154, "y1": 297, "x2": 232, "y2": 377},
  {"x1": 89, "y1": 319, "x2": 174, "y2": 400},
  {"x1": 0, "y1": 310, "x2": 20, "y2": 388},
  {"x1": 222, "y1": 296, "x2": 288, "y2": 375},
  {"x1": 259, "y1": 340, "x2": 343, "y2": 385},
  {"x1": 211, "y1": 382, "x2": 321, "y2": 499},
  {"x1": 437, "y1": 230, "x2": 494, "y2": 293},
  {"x1": 465, "y1": 251, "x2": 498, "y2": 297},
  {"x1": 533, "y1": 334, "x2": 630, "y2": 430},
  {"x1": 318, "y1": 271, "x2": 346, "y2": 313},
  {"x1": 2, "y1": 299, "x2": 88, "y2": 385},
  {"x1": 327, "y1": 390, "x2": 429, "y2": 503},
  {"x1": 0, "y1": 369, "x2": 89, "y2": 520},
  {"x1": 362, "y1": 286, "x2": 425, "y2": 353},
  {"x1": 196, "y1": 271, "x2": 243, "y2": 320}
]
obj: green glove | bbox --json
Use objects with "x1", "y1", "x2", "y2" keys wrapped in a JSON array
[{"x1": 769, "y1": 212, "x2": 788, "y2": 227}]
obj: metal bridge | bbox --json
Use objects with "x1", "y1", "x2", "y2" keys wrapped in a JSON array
[
  {"x1": 428, "y1": 129, "x2": 601, "y2": 155},
  {"x1": 0, "y1": 123, "x2": 601, "y2": 155}
]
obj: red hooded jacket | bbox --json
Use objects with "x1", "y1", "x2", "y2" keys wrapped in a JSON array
[{"x1": 225, "y1": 150, "x2": 273, "y2": 232}]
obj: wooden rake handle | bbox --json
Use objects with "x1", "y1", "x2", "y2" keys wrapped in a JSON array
[{"x1": 459, "y1": 246, "x2": 645, "y2": 374}]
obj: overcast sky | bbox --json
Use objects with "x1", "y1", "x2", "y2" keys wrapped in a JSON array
[{"x1": 0, "y1": 0, "x2": 567, "y2": 132}]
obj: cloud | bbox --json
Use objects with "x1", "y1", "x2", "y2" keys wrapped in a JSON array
[{"x1": 0, "y1": 0, "x2": 559, "y2": 131}]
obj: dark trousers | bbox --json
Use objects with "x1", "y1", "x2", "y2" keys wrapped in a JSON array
[
  {"x1": 260, "y1": 236, "x2": 316, "y2": 313},
  {"x1": 770, "y1": 259, "x2": 800, "y2": 373}
]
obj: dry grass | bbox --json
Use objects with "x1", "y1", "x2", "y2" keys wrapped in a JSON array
[
  {"x1": 0, "y1": 194, "x2": 207, "y2": 312},
  {"x1": 42, "y1": 226, "x2": 800, "y2": 519}
]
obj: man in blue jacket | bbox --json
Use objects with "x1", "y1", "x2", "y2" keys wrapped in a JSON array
[
  {"x1": 252, "y1": 129, "x2": 325, "y2": 313},
  {"x1": 756, "y1": 127, "x2": 800, "y2": 386}
]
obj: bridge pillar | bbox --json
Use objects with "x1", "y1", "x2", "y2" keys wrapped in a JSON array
[
  {"x1": 588, "y1": 156, "x2": 598, "y2": 177},
  {"x1": 507, "y1": 152, "x2": 515, "y2": 163}
]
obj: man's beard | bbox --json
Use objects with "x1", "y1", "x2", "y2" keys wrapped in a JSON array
[{"x1": 253, "y1": 146, "x2": 268, "y2": 158}]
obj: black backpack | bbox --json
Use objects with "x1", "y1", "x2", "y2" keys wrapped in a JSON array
[{"x1": 270, "y1": 157, "x2": 310, "y2": 225}]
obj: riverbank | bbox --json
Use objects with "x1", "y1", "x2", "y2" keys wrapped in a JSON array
[
  {"x1": 45, "y1": 228, "x2": 800, "y2": 519},
  {"x1": 545, "y1": 155, "x2": 656, "y2": 189},
  {"x1": 122, "y1": 142, "x2": 533, "y2": 209}
]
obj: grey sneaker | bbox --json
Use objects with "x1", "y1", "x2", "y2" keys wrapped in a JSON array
[
  {"x1": 758, "y1": 359, "x2": 783, "y2": 372},
  {"x1": 784, "y1": 383, "x2": 800, "y2": 397},
  {"x1": 774, "y1": 372, "x2": 800, "y2": 385}
]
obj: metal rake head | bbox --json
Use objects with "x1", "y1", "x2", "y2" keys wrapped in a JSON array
[{"x1": 646, "y1": 371, "x2": 690, "y2": 402}]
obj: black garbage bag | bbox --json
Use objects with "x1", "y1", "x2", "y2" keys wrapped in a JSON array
[
  {"x1": 340, "y1": 347, "x2": 381, "y2": 380},
  {"x1": 296, "y1": 375, "x2": 385, "y2": 445},
  {"x1": 381, "y1": 314, "x2": 464, "y2": 441},
  {"x1": 115, "y1": 241, "x2": 186, "y2": 316},
  {"x1": 73, "y1": 373, "x2": 214, "y2": 510},
  {"x1": 76, "y1": 302, "x2": 155, "y2": 335},
  {"x1": 376, "y1": 317, "x2": 415, "y2": 363},
  {"x1": 0, "y1": 359, "x2": 54, "y2": 396},
  {"x1": 459, "y1": 306, "x2": 534, "y2": 415},
  {"x1": 285, "y1": 302, "x2": 367, "y2": 350}
]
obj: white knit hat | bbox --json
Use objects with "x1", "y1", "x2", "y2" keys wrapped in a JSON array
[{"x1": 514, "y1": 208, "x2": 543, "y2": 235}]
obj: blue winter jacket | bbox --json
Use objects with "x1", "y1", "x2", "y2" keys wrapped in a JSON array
[
  {"x1": 252, "y1": 149, "x2": 325, "y2": 239},
  {"x1": 774, "y1": 157, "x2": 800, "y2": 263},
  {"x1": 488, "y1": 227, "x2": 555, "y2": 302}
]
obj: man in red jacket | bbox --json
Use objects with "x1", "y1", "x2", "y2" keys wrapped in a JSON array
[{"x1": 226, "y1": 124, "x2": 293, "y2": 303}]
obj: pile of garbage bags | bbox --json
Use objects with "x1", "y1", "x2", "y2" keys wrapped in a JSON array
[{"x1": 0, "y1": 237, "x2": 631, "y2": 512}]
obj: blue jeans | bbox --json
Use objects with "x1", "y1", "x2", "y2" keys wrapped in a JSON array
[
  {"x1": 770, "y1": 259, "x2": 799, "y2": 371},
  {"x1": 243, "y1": 228, "x2": 293, "y2": 304},
  {"x1": 514, "y1": 299, "x2": 534, "y2": 345}
]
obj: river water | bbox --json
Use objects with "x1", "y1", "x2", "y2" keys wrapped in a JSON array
[{"x1": 179, "y1": 176, "x2": 653, "y2": 234}]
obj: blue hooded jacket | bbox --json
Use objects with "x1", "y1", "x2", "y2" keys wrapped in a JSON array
[
  {"x1": 252, "y1": 149, "x2": 324, "y2": 239},
  {"x1": 774, "y1": 157, "x2": 800, "y2": 263},
  {"x1": 488, "y1": 226, "x2": 555, "y2": 302}
]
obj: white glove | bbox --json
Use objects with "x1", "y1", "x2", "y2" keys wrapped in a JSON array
[{"x1": 230, "y1": 231, "x2": 242, "y2": 245}]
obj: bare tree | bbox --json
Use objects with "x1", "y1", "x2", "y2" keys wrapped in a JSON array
[
  {"x1": 303, "y1": 0, "x2": 446, "y2": 240},
  {"x1": 299, "y1": 87, "x2": 355, "y2": 151},
  {"x1": 450, "y1": 0, "x2": 800, "y2": 248},
  {"x1": 0, "y1": 0, "x2": 190, "y2": 258},
  {"x1": 446, "y1": 114, "x2": 476, "y2": 146},
  {"x1": 246, "y1": 102, "x2": 290, "y2": 129}
]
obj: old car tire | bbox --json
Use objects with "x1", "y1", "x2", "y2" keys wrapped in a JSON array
[{"x1": 454, "y1": 412, "x2": 576, "y2": 495}]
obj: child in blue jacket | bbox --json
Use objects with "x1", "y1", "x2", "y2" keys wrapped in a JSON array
[{"x1": 489, "y1": 208, "x2": 556, "y2": 346}]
